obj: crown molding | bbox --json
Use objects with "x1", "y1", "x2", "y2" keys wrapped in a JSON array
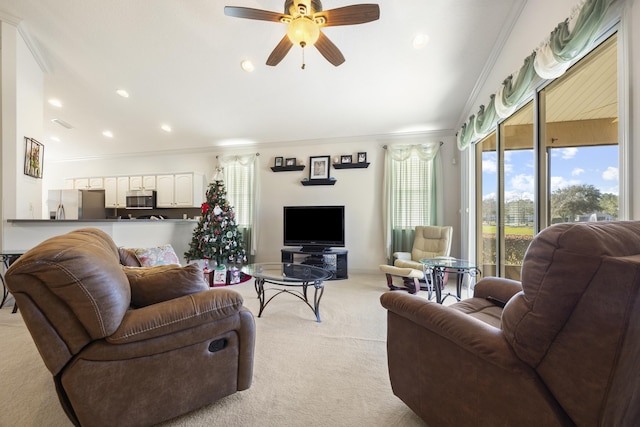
[
  {"x1": 0, "y1": 12, "x2": 51, "y2": 74},
  {"x1": 17, "y1": 23, "x2": 51, "y2": 74},
  {"x1": 47, "y1": 130, "x2": 458, "y2": 163},
  {"x1": 0, "y1": 11, "x2": 21, "y2": 26}
]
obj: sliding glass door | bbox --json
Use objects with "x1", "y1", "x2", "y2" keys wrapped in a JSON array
[
  {"x1": 475, "y1": 34, "x2": 618, "y2": 280},
  {"x1": 540, "y1": 35, "x2": 618, "y2": 228}
]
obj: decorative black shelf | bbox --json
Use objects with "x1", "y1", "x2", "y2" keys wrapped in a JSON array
[
  {"x1": 271, "y1": 165, "x2": 305, "y2": 172},
  {"x1": 301, "y1": 179, "x2": 336, "y2": 186},
  {"x1": 332, "y1": 162, "x2": 370, "y2": 169}
]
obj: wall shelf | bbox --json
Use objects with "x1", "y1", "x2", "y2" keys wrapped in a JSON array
[
  {"x1": 271, "y1": 165, "x2": 305, "y2": 172},
  {"x1": 332, "y1": 162, "x2": 370, "y2": 169},
  {"x1": 301, "y1": 179, "x2": 336, "y2": 186}
]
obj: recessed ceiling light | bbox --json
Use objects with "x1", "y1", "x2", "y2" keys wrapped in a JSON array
[
  {"x1": 241, "y1": 59, "x2": 255, "y2": 72},
  {"x1": 116, "y1": 89, "x2": 129, "y2": 98},
  {"x1": 48, "y1": 98, "x2": 63, "y2": 108},
  {"x1": 161, "y1": 124, "x2": 172, "y2": 132},
  {"x1": 412, "y1": 34, "x2": 429, "y2": 49},
  {"x1": 102, "y1": 130, "x2": 114, "y2": 138}
]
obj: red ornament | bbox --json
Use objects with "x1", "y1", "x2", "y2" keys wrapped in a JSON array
[{"x1": 201, "y1": 202, "x2": 210, "y2": 214}]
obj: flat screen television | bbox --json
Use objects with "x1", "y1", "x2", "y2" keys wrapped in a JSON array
[{"x1": 283, "y1": 205, "x2": 345, "y2": 251}]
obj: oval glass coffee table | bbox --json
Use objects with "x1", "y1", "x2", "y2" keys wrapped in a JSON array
[{"x1": 241, "y1": 263, "x2": 333, "y2": 322}]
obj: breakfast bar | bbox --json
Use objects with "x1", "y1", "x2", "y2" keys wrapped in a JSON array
[{"x1": 3, "y1": 219, "x2": 198, "y2": 265}]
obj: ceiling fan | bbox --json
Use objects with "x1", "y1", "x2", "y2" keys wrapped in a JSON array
[{"x1": 224, "y1": 0, "x2": 380, "y2": 67}]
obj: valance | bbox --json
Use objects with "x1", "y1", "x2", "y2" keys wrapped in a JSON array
[
  {"x1": 386, "y1": 142, "x2": 441, "y2": 162},
  {"x1": 456, "y1": 0, "x2": 611, "y2": 150}
]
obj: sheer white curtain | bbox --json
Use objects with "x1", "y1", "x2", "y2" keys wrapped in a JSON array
[
  {"x1": 383, "y1": 142, "x2": 443, "y2": 260},
  {"x1": 218, "y1": 154, "x2": 260, "y2": 261}
]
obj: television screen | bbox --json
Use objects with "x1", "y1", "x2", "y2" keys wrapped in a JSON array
[{"x1": 283, "y1": 205, "x2": 345, "y2": 250}]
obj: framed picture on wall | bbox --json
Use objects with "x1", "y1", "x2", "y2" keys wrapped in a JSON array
[
  {"x1": 24, "y1": 137, "x2": 44, "y2": 179},
  {"x1": 341, "y1": 155, "x2": 352, "y2": 164},
  {"x1": 286, "y1": 157, "x2": 297, "y2": 166},
  {"x1": 357, "y1": 152, "x2": 367, "y2": 163},
  {"x1": 274, "y1": 157, "x2": 283, "y2": 167},
  {"x1": 309, "y1": 155, "x2": 330, "y2": 180}
]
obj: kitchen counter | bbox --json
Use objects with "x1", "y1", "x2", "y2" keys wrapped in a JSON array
[
  {"x1": 3, "y1": 219, "x2": 199, "y2": 264},
  {"x1": 7, "y1": 219, "x2": 197, "y2": 223}
]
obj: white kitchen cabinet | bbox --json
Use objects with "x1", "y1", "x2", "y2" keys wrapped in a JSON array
[
  {"x1": 73, "y1": 177, "x2": 103, "y2": 189},
  {"x1": 89, "y1": 177, "x2": 104, "y2": 189},
  {"x1": 129, "y1": 176, "x2": 156, "y2": 190},
  {"x1": 156, "y1": 175, "x2": 175, "y2": 207},
  {"x1": 104, "y1": 176, "x2": 130, "y2": 208},
  {"x1": 156, "y1": 173, "x2": 203, "y2": 207},
  {"x1": 74, "y1": 178, "x2": 89, "y2": 189}
]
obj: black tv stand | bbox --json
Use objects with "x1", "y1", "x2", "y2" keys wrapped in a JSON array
[
  {"x1": 281, "y1": 248, "x2": 348, "y2": 280},
  {"x1": 299, "y1": 246, "x2": 331, "y2": 253}
]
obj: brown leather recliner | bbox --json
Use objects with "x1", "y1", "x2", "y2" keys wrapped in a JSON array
[
  {"x1": 5, "y1": 228, "x2": 255, "y2": 427},
  {"x1": 381, "y1": 221, "x2": 640, "y2": 426}
]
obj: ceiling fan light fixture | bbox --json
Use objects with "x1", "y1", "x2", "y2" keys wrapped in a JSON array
[{"x1": 287, "y1": 16, "x2": 319, "y2": 47}]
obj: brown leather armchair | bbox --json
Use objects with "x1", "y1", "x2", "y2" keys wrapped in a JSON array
[
  {"x1": 5, "y1": 228, "x2": 255, "y2": 427},
  {"x1": 380, "y1": 221, "x2": 640, "y2": 426}
]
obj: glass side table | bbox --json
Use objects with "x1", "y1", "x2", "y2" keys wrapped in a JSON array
[{"x1": 420, "y1": 258, "x2": 481, "y2": 304}]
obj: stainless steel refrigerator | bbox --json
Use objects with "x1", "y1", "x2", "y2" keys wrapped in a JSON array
[{"x1": 47, "y1": 189, "x2": 107, "y2": 220}]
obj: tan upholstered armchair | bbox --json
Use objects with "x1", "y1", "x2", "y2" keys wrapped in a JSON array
[
  {"x1": 393, "y1": 225, "x2": 453, "y2": 270},
  {"x1": 5, "y1": 228, "x2": 255, "y2": 427},
  {"x1": 387, "y1": 225, "x2": 453, "y2": 291},
  {"x1": 380, "y1": 221, "x2": 640, "y2": 426}
]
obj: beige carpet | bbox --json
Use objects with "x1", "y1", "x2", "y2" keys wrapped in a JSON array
[{"x1": 0, "y1": 273, "x2": 443, "y2": 427}]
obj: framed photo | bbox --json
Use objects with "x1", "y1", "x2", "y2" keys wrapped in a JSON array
[
  {"x1": 309, "y1": 155, "x2": 330, "y2": 180},
  {"x1": 286, "y1": 157, "x2": 297, "y2": 166},
  {"x1": 357, "y1": 152, "x2": 367, "y2": 163},
  {"x1": 341, "y1": 155, "x2": 352, "y2": 164},
  {"x1": 274, "y1": 157, "x2": 283, "y2": 167},
  {"x1": 24, "y1": 137, "x2": 44, "y2": 179}
]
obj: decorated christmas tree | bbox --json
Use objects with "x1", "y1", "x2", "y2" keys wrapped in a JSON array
[{"x1": 184, "y1": 180, "x2": 247, "y2": 266}]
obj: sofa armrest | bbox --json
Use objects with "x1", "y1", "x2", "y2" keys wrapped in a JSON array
[
  {"x1": 472, "y1": 276, "x2": 523, "y2": 305},
  {"x1": 393, "y1": 251, "x2": 411, "y2": 261},
  {"x1": 107, "y1": 288, "x2": 245, "y2": 344},
  {"x1": 380, "y1": 292, "x2": 526, "y2": 372}
]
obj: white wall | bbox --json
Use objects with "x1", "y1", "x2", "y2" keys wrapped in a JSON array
[
  {"x1": 43, "y1": 134, "x2": 460, "y2": 273},
  {"x1": 1, "y1": 22, "x2": 44, "y2": 248}
]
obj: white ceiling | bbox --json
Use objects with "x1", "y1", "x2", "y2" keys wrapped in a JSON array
[{"x1": 0, "y1": 0, "x2": 525, "y2": 161}]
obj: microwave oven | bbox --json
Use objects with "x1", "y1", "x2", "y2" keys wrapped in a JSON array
[{"x1": 125, "y1": 190, "x2": 156, "y2": 209}]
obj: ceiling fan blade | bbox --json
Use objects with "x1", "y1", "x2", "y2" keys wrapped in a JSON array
[
  {"x1": 315, "y1": 4, "x2": 380, "y2": 27},
  {"x1": 224, "y1": 6, "x2": 287, "y2": 23},
  {"x1": 315, "y1": 31, "x2": 345, "y2": 66},
  {"x1": 266, "y1": 35, "x2": 294, "y2": 66}
]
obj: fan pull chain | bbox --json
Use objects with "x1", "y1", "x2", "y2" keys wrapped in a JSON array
[{"x1": 301, "y1": 42, "x2": 306, "y2": 70}]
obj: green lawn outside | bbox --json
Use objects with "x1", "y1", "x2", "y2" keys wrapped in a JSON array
[{"x1": 482, "y1": 225, "x2": 535, "y2": 236}]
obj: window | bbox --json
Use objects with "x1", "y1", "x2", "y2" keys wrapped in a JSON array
[
  {"x1": 220, "y1": 155, "x2": 258, "y2": 262},
  {"x1": 475, "y1": 34, "x2": 618, "y2": 280},
  {"x1": 384, "y1": 143, "x2": 442, "y2": 259},
  {"x1": 224, "y1": 163, "x2": 253, "y2": 227}
]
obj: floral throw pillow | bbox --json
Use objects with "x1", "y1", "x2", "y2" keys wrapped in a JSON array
[{"x1": 133, "y1": 244, "x2": 180, "y2": 267}]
